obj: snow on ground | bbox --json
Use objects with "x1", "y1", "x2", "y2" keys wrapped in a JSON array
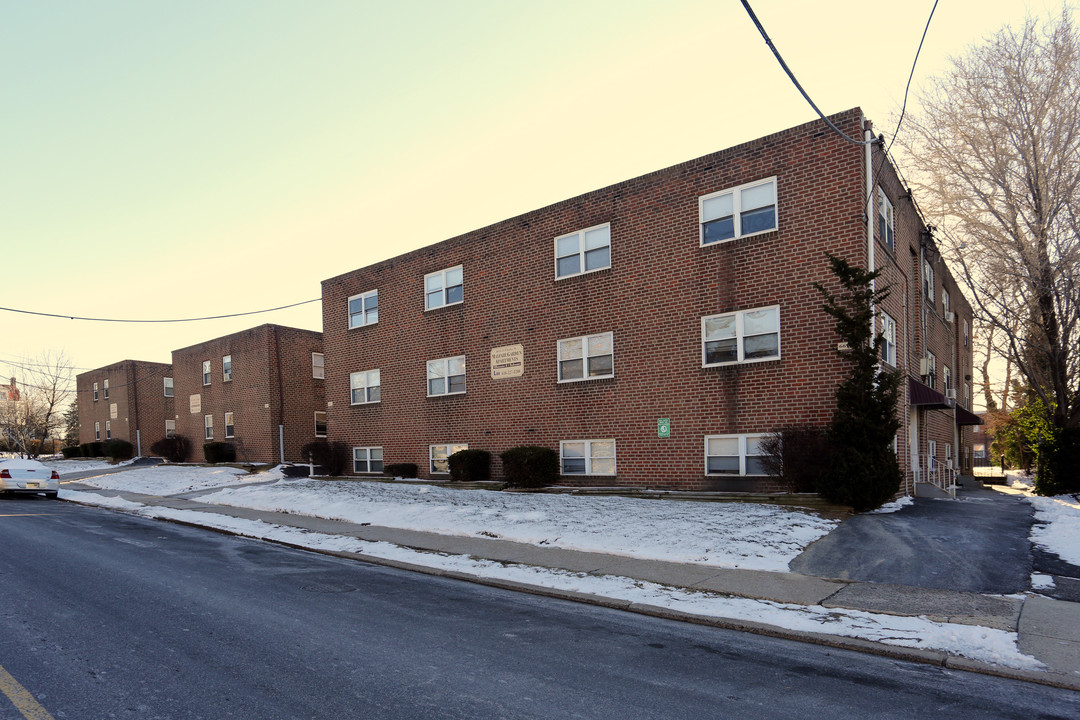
[
  {"x1": 197, "y1": 477, "x2": 837, "y2": 572},
  {"x1": 56, "y1": 487, "x2": 1044, "y2": 671},
  {"x1": 40, "y1": 458, "x2": 131, "y2": 475},
  {"x1": 69, "y1": 465, "x2": 279, "y2": 495},
  {"x1": 1002, "y1": 471, "x2": 1080, "y2": 567}
]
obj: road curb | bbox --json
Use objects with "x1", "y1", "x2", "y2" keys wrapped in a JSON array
[{"x1": 59, "y1": 494, "x2": 1080, "y2": 692}]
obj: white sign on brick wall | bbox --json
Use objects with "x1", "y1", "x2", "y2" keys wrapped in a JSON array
[
  {"x1": 189, "y1": 394, "x2": 201, "y2": 414},
  {"x1": 110, "y1": 403, "x2": 118, "y2": 419},
  {"x1": 490, "y1": 344, "x2": 524, "y2": 379}
]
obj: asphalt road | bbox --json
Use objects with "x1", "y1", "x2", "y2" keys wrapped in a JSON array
[{"x1": 1, "y1": 498, "x2": 1078, "y2": 719}]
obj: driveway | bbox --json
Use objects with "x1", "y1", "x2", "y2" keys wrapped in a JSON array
[{"x1": 790, "y1": 487, "x2": 1034, "y2": 594}]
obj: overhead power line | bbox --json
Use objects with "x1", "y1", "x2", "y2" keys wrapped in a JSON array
[{"x1": 0, "y1": 298, "x2": 320, "y2": 324}]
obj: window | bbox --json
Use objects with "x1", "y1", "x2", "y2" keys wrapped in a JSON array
[
  {"x1": 105, "y1": 420, "x2": 111, "y2": 440},
  {"x1": 705, "y1": 434, "x2": 768, "y2": 476},
  {"x1": 700, "y1": 177, "x2": 777, "y2": 245},
  {"x1": 164, "y1": 377, "x2": 174, "y2": 397},
  {"x1": 94, "y1": 421, "x2": 100, "y2": 440},
  {"x1": 350, "y1": 370, "x2": 381, "y2": 405},
  {"x1": 928, "y1": 440, "x2": 937, "y2": 461},
  {"x1": 877, "y1": 189, "x2": 895, "y2": 252},
  {"x1": 942, "y1": 290, "x2": 951, "y2": 318},
  {"x1": 224, "y1": 411, "x2": 235, "y2": 438},
  {"x1": 925, "y1": 352, "x2": 937, "y2": 388},
  {"x1": 204, "y1": 414, "x2": 213, "y2": 440},
  {"x1": 922, "y1": 259, "x2": 935, "y2": 302},
  {"x1": 348, "y1": 290, "x2": 378, "y2": 328},
  {"x1": 560, "y1": 439, "x2": 616, "y2": 476},
  {"x1": 558, "y1": 332, "x2": 614, "y2": 382},
  {"x1": 202, "y1": 360, "x2": 211, "y2": 386},
  {"x1": 945, "y1": 443, "x2": 953, "y2": 469},
  {"x1": 702, "y1": 306, "x2": 780, "y2": 366},
  {"x1": 424, "y1": 266, "x2": 463, "y2": 310},
  {"x1": 103, "y1": 379, "x2": 110, "y2": 400},
  {"x1": 312, "y1": 353, "x2": 325, "y2": 380},
  {"x1": 165, "y1": 419, "x2": 176, "y2": 439},
  {"x1": 93, "y1": 382, "x2": 99, "y2": 402},
  {"x1": 963, "y1": 318, "x2": 970, "y2": 347},
  {"x1": 974, "y1": 443, "x2": 987, "y2": 460},
  {"x1": 353, "y1": 446, "x2": 384, "y2": 473},
  {"x1": 430, "y1": 443, "x2": 467, "y2": 474},
  {"x1": 314, "y1": 411, "x2": 327, "y2": 437},
  {"x1": 965, "y1": 382, "x2": 971, "y2": 407},
  {"x1": 943, "y1": 365, "x2": 952, "y2": 395},
  {"x1": 427, "y1": 356, "x2": 465, "y2": 396},
  {"x1": 222, "y1": 355, "x2": 232, "y2": 382},
  {"x1": 880, "y1": 312, "x2": 897, "y2": 367},
  {"x1": 555, "y1": 224, "x2": 611, "y2": 278}
]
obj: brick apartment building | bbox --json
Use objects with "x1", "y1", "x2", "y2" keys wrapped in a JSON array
[
  {"x1": 171, "y1": 324, "x2": 325, "y2": 463},
  {"x1": 76, "y1": 360, "x2": 174, "y2": 453},
  {"x1": 320, "y1": 109, "x2": 977, "y2": 492}
]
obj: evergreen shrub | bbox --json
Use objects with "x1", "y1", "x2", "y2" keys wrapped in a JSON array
[
  {"x1": 150, "y1": 436, "x2": 191, "y2": 463},
  {"x1": 500, "y1": 446, "x2": 558, "y2": 488},
  {"x1": 300, "y1": 440, "x2": 350, "y2": 477},
  {"x1": 383, "y1": 463, "x2": 418, "y2": 479},
  {"x1": 104, "y1": 439, "x2": 134, "y2": 461},
  {"x1": 447, "y1": 449, "x2": 491, "y2": 483},
  {"x1": 203, "y1": 442, "x2": 236, "y2": 464}
]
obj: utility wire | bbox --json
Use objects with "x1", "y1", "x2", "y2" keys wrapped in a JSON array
[{"x1": 0, "y1": 297, "x2": 320, "y2": 324}]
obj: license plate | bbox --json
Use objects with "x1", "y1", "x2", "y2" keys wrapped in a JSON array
[{"x1": 25, "y1": 483, "x2": 39, "y2": 488}]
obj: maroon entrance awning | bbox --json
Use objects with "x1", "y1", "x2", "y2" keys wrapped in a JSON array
[
  {"x1": 908, "y1": 377, "x2": 983, "y2": 425},
  {"x1": 954, "y1": 405, "x2": 983, "y2": 426}
]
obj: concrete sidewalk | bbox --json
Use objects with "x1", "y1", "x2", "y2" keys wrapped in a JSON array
[{"x1": 61, "y1": 482, "x2": 1080, "y2": 691}]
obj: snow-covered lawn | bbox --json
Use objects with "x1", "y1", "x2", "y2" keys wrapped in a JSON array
[
  {"x1": 69, "y1": 465, "x2": 278, "y2": 495},
  {"x1": 40, "y1": 458, "x2": 129, "y2": 475},
  {"x1": 1006, "y1": 472, "x2": 1080, "y2": 567}
]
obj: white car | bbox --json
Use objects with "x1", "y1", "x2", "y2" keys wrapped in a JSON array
[{"x1": 0, "y1": 459, "x2": 60, "y2": 498}]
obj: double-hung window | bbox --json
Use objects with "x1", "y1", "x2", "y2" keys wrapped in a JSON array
[
  {"x1": 204, "y1": 414, "x2": 214, "y2": 440},
  {"x1": 350, "y1": 370, "x2": 381, "y2": 404},
  {"x1": 103, "y1": 379, "x2": 110, "y2": 400},
  {"x1": 222, "y1": 355, "x2": 232, "y2": 382},
  {"x1": 314, "y1": 411, "x2": 327, "y2": 437},
  {"x1": 558, "y1": 332, "x2": 613, "y2": 382},
  {"x1": 164, "y1": 377, "x2": 174, "y2": 397},
  {"x1": 705, "y1": 434, "x2": 768, "y2": 476},
  {"x1": 555, "y1": 224, "x2": 611, "y2": 278},
  {"x1": 700, "y1": 177, "x2": 777, "y2": 245},
  {"x1": 943, "y1": 365, "x2": 952, "y2": 397},
  {"x1": 105, "y1": 420, "x2": 111, "y2": 440},
  {"x1": 165, "y1": 419, "x2": 176, "y2": 438},
  {"x1": 312, "y1": 353, "x2": 325, "y2": 379},
  {"x1": 924, "y1": 352, "x2": 937, "y2": 388},
  {"x1": 942, "y1": 290, "x2": 951, "y2": 318},
  {"x1": 93, "y1": 382, "x2": 99, "y2": 402},
  {"x1": 202, "y1": 360, "x2": 212, "y2": 386},
  {"x1": 923, "y1": 259, "x2": 935, "y2": 302},
  {"x1": 877, "y1": 189, "x2": 895, "y2": 252},
  {"x1": 560, "y1": 439, "x2": 616, "y2": 476},
  {"x1": 224, "y1": 411, "x2": 235, "y2": 438},
  {"x1": 424, "y1": 266, "x2": 463, "y2": 310},
  {"x1": 348, "y1": 290, "x2": 378, "y2": 328},
  {"x1": 354, "y1": 447, "x2": 383, "y2": 473},
  {"x1": 427, "y1": 356, "x2": 465, "y2": 396},
  {"x1": 702, "y1": 306, "x2": 780, "y2": 366},
  {"x1": 94, "y1": 421, "x2": 100, "y2": 440},
  {"x1": 430, "y1": 443, "x2": 467, "y2": 474},
  {"x1": 880, "y1": 312, "x2": 897, "y2": 367}
]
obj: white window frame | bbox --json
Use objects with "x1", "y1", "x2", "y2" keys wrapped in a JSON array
[
  {"x1": 704, "y1": 434, "x2": 769, "y2": 476},
  {"x1": 349, "y1": 370, "x2": 381, "y2": 405},
  {"x1": 165, "y1": 419, "x2": 176, "y2": 439},
  {"x1": 928, "y1": 440, "x2": 937, "y2": 461},
  {"x1": 699, "y1": 176, "x2": 777, "y2": 246},
  {"x1": 429, "y1": 443, "x2": 468, "y2": 474},
  {"x1": 963, "y1": 318, "x2": 970, "y2": 347},
  {"x1": 877, "y1": 188, "x2": 895, "y2": 252},
  {"x1": 925, "y1": 352, "x2": 937, "y2": 388},
  {"x1": 164, "y1": 377, "x2": 174, "y2": 397},
  {"x1": 942, "y1": 290, "x2": 951, "y2": 317},
  {"x1": 424, "y1": 266, "x2": 463, "y2": 311},
  {"x1": 224, "y1": 411, "x2": 235, "y2": 439},
  {"x1": 880, "y1": 312, "x2": 897, "y2": 367},
  {"x1": 93, "y1": 382, "x2": 98, "y2": 402},
  {"x1": 204, "y1": 414, "x2": 214, "y2": 441},
  {"x1": 965, "y1": 382, "x2": 971, "y2": 407},
  {"x1": 427, "y1": 356, "x2": 466, "y2": 397},
  {"x1": 945, "y1": 443, "x2": 953, "y2": 469},
  {"x1": 103, "y1": 378, "x2": 110, "y2": 400},
  {"x1": 314, "y1": 411, "x2": 327, "y2": 438},
  {"x1": 554, "y1": 223, "x2": 611, "y2": 279},
  {"x1": 105, "y1": 420, "x2": 111, "y2": 440},
  {"x1": 312, "y1": 353, "x2": 325, "y2": 380},
  {"x1": 923, "y1": 259, "x2": 935, "y2": 302},
  {"x1": 94, "y1": 421, "x2": 100, "y2": 440},
  {"x1": 202, "y1": 360, "x2": 212, "y2": 386},
  {"x1": 348, "y1": 290, "x2": 379, "y2": 329},
  {"x1": 222, "y1": 355, "x2": 232, "y2": 382},
  {"x1": 353, "y1": 446, "x2": 384, "y2": 474},
  {"x1": 559, "y1": 439, "x2": 617, "y2": 476},
  {"x1": 943, "y1": 365, "x2": 952, "y2": 394},
  {"x1": 557, "y1": 332, "x2": 614, "y2": 382},
  {"x1": 701, "y1": 305, "x2": 781, "y2": 367}
]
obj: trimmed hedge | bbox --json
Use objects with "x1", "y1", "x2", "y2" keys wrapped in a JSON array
[
  {"x1": 150, "y1": 436, "x2": 191, "y2": 463},
  {"x1": 79, "y1": 441, "x2": 104, "y2": 458},
  {"x1": 448, "y1": 449, "x2": 491, "y2": 483},
  {"x1": 383, "y1": 463, "x2": 418, "y2": 479},
  {"x1": 104, "y1": 439, "x2": 134, "y2": 461},
  {"x1": 500, "y1": 446, "x2": 558, "y2": 488},
  {"x1": 300, "y1": 440, "x2": 350, "y2": 477},
  {"x1": 203, "y1": 442, "x2": 236, "y2": 464},
  {"x1": 61, "y1": 446, "x2": 81, "y2": 459}
]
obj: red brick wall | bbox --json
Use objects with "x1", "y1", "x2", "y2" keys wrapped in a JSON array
[{"x1": 76, "y1": 360, "x2": 173, "y2": 452}]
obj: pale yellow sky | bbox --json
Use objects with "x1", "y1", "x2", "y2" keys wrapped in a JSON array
[{"x1": 0, "y1": 0, "x2": 1054, "y2": 390}]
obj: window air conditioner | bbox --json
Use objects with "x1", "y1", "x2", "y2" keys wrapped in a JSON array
[
  {"x1": 919, "y1": 358, "x2": 932, "y2": 376},
  {"x1": 945, "y1": 311, "x2": 955, "y2": 323},
  {"x1": 946, "y1": 389, "x2": 957, "y2": 400}
]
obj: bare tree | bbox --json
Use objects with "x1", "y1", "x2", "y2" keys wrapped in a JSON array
[
  {"x1": 0, "y1": 351, "x2": 75, "y2": 457},
  {"x1": 900, "y1": 11, "x2": 1080, "y2": 435}
]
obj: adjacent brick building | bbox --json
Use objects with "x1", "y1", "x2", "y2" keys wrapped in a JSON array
[
  {"x1": 321, "y1": 109, "x2": 977, "y2": 491},
  {"x1": 171, "y1": 324, "x2": 325, "y2": 463},
  {"x1": 76, "y1": 360, "x2": 174, "y2": 453}
]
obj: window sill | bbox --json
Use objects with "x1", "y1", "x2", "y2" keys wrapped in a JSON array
[
  {"x1": 427, "y1": 392, "x2": 466, "y2": 398},
  {"x1": 557, "y1": 375, "x2": 615, "y2": 385},
  {"x1": 350, "y1": 401, "x2": 381, "y2": 406},
  {"x1": 554, "y1": 265, "x2": 612, "y2": 282},
  {"x1": 699, "y1": 227, "x2": 777, "y2": 248},
  {"x1": 702, "y1": 356, "x2": 780, "y2": 369},
  {"x1": 348, "y1": 321, "x2": 378, "y2": 330},
  {"x1": 424, "y1": 301, "x2": 463, "y2": 313}
]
